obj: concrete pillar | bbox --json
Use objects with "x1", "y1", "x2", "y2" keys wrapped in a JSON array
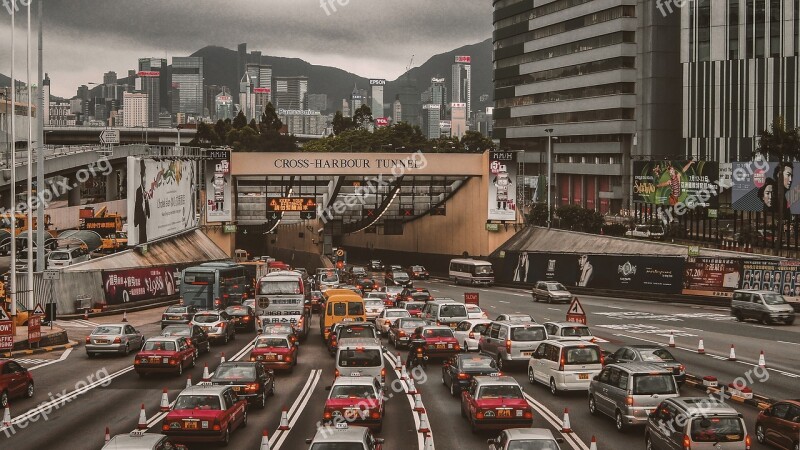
[
  {"x1": 105, "y1": 168, "x2": 119, "y2": 201},
  {"x1": 68, "y1": 174, "x2": 81, "y2": 206}
]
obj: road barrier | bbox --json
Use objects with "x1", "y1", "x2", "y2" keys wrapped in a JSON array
[{"x1": 684, "y1": 374, "x2": 773, "y2": 410}]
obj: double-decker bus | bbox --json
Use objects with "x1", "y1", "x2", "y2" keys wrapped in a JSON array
[{"x1": 179, "y1": 262, "x2": 250, "y2": 310}]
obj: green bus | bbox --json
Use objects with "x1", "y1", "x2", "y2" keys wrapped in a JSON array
[{"x1": 179, "y1": 262, "x2": 250, "y2": 310}]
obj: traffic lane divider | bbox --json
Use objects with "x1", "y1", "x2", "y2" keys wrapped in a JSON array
[
  {"x1": 384, "y1": 351, "x2": 430, "y2": 450},
  {"x1": 1, "y1": 340, "x2": 80, "y2": 359},
  {"x1": 683, "y1": 374, "x2": 774, "y2": 410}
]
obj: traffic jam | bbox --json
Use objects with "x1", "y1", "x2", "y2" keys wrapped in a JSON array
[{"x1": 0, "y1": 257, "x2": 797, "y2": 450}]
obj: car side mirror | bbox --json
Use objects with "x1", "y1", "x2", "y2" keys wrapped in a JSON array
[
  {"x1": 325, "y1": 385, "x2": 332, "y2": 391},
  {"x1": 305, "y1": 438, "x2": 313, "y2": 444},
  {"x1": 762, "y1": 408, "x2": 771, "y2": 417},
  {"x1": 556, "y1": 438, "x2": 565, "y2": 444},
  {"x1": 593, "y1": 375, "x2": 600, "y2": 381}
]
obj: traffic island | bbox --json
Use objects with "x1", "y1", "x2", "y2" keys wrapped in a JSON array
[
  {"x1": 1, "y1": 325, "x2": 78, "y2": 358},
  {"x1": 684, "y1": 374, "x2": 773, "y2": 410}
]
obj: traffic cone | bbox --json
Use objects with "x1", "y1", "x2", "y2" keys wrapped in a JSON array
[
  {"x1": 202, "y1": 363, "x2": 210, "y2": 381},
  {"x1": 589, "y1": 436, "x2": 597, "y2": 450},
  {"x1": 418, "y1": 412, "x2": 430, "y2": 434},
  {"x1": 561, "y1": 408, "x2": 572, "y2": 433},
  {"x1": 728, "y1": 344, "x2": 736, "y2": 361},
  {"x1": 668, "y1": 332, "x2": 675, "y2": 348},
  {"x1": 2, "y1": 404, "x2": 11, "y2": 427},
  {"x1": 424, "y1": 433, "x2": 434, "y2": 449},
  {"x1": 698, "y1": 339, "x2": 705, "y2": 354},
  {"x1": 277, "y1": 407, "x2": 290, "y2": 430},
  {"x1": 137, "y1": 403, "x2": 147, "y2": 430},
  {"x1": 400, "y1": 362, "x2": 409, "y2": 380},
  {"x1": 758, "y1": 350, "x2": 766, "y2": 368},
  {"x1": 186, "y1": 376, "x2": 192, "y2": 388},
  {"x1": 122, "y1": 311, "x2": 128, "y2": 322},
  {"x1": 413, "y1": 392, "x2": 425, "y2": 412},
  {"x1": 160, "y1": 388, "x2": 170, "y2": 412},
  {"x1": 260, "y1": 429, "x2": 271, "y2": 449},
  {"x1": 407, "y1": 378, "x2": 417, "y2": 395},
  {"x1": 84, "y1": 309, "x2": 89, "y2": 320},
  {"x1": 105, "y1": 426, "x2": 111, "y2": 443},
  {"x1": 220, "y1": 352, "x2": 226, "y2": 364}
]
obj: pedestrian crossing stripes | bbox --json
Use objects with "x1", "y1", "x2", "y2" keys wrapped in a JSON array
[
  {"x1": 15, "y1": 358, "x2": 50, "y2": 365},
  {"x1": 54, "y1": 319, "x2": 101, "y2": 328}
]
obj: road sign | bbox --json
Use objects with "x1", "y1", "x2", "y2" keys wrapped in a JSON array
[
  {"x1": 28, "y1": 315, "x2": 41, "y2": 344},
  {"x1": 335, "y1": 249, "x2": 345, "y2": 257},
  {"x1": 43, "y1": 270, "x2": 60, "y2": 280},
  {"x1": 32, "y1": 303, "x2": 45, "y2": 316},
  {"x1": 0, "y1": 306, "x2": 13, "y2": 351},
  {"x1": 99, "y1": 129, "x2": 120, "y2": 145},
  {"x1": 566, "y1": 297, "x2": 587, "y2": 325},
  {"x1": 464, "y1": 292, "x2": 479, "y2": 306}
]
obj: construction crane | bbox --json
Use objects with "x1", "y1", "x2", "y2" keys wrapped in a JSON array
[{"x1": 405, "y1": 55, "x2": 415, "y2": 73}]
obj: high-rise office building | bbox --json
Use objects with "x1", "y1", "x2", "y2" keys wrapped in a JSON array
[
  {"x1": 274, "y1": 76, "x2": 308, "y2": 111},
  {"x1": 397, "y1": 77, "x2": 420, "y2": 127},
  {"x1": 137, "y1": 57, "x2": 168, "y2": 127},
  {"x1": 123, "y1": 92, "x2": 149, "y2": 128},
  {"x1": 215, "y1": 91, "x2": 234, "y2": 121},
  {"x1": 172, "y1": 56, "x2": 204, "y2": 116},
  {"x1": 204, "y1": 85, "x2": 225, "y2": 119},
  {"x1": 450, "y1": 103, "x2": 467, "y2": 138},
  {"x1": 237, "y1": 43, "x2": 247, "y2": 96},
  {"x1": 421, "y1": 77, "x2": 446, "y2": 139},
  {"x1": 103, "y1": 71, "x2": 117, "y2": 86},
  {"x1": 42, "y1": 74, "x2": 51, "y2": 126},
  {"x1": 308, "y1": 93, "x2": 328, "y2": 112},
  {"x1": 369, "y1": 79, "x2": 386, "y2": 118},
  {"x1": 342, "y1": 99, "x2": 351, "y2": 118},
  {"x1": 351, "y1": 84, "x2": 363, "y2": 114},
  {"x1": 451, "y1": 56, "x2": 472, "y2": 119},
  {"x1": 246, "y1": 62, "x2": 272, "y2": 117},
  {"x1": 239, "y1": 73, "x2": 255, "y2": 119},
  {"x1": 392, "y1": 97, "x2": 402, "y2": 123}
]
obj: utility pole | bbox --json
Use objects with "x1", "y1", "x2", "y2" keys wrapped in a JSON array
[
  {"x1": 545, "y1": 128, "x2": 554, "y2": 228},
  {"x1": 36, "y1": 0, "x2": 45, "y2": 275},
  {"x1": 27, "y1": 0, "x2": 35, "y2": 310},
  {"x1": 10, "y1": 2, "x2": 17, "y2": 318}
]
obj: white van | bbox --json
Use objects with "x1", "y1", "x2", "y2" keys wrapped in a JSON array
[
  {"x1": 449, "y1": 258, "x2": 494, "y2": 286},
  {"x1": 528, "y1": 340, "x2": 604, "y2": 395},
  {"x1": 47, "y1": 247, "x2": 91, "y2": 268},
  {"x1": 335, "y1": 337, "x2": 386, "y2": 388}
]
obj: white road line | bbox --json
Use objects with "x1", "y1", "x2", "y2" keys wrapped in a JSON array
[
  {"x1": 681, "y1": 327, "x2": 704, "y2": 332},
  {"x1": 272, "y1": 370, "x2": 323, "y2": 450},
  {"x1": 778, "y1": 340, "x2": 800, "y2": 346},
  {"x1": 384, "y1": 351, "x2": 431, "y2": 449},
  {"x1": 498, "y1": 300, "x2": 510, "y2": 304},
  {"x1": 751, "y1": 325, "x2": 775, "y2": 330},
  {"x1": 490, "y1": 306, "x2": 496, "y2": 309},
  {"x1": 268, "y1": 369, "x2": 320, "y2": 446},
  {"x1": 28, "y1": 348, "x2": 73, "y2": 371},
  {"x1": 523, "y1": 393, "x2": 589, "y2": 450},
  {"x1": 603, "y1": 306, "x2": 626, "y2": 310},
  {"x1": 547, "y1": 308, "x2": 560, "y2": 311},
  {"x1": 509, "y1": 293, "x2": 526, "y2": 297}
]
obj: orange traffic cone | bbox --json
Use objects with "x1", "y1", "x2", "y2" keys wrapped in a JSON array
[
  {"x1": 2, "y1": 404, "x2": 10, "y2": 427},
  {"x1": 561, "y1": 408, "x2": 572, "y2": 433},
  {"x1": 589, "y1": 435, "x2": 597, "y2": 450},
  {"x1": 728, "y1": 344, "x2": 736, "y2": 361},
  {"x1": 758, "y1": 350, "x2": 766, "y2": 368},
  {"x1": 202, "y1": 363, "x2": 210, "y2": 381},
  {"x1": 413, "y1": 392, "x2": 425, "y2": 412},
  {"x1": 424, "y1": 433, "x2": 434, "y2": 449},
  {"x1": 278, "y1": 407, "x2": 290, "y2": 430},
  {"x1": 697, "y1": 339, "x2": 705, "y2": 354},
  {"x1": 407, "y1": 378, "x2": 417, "y2": 395},
  {"x1": 418, "y1": 412, "x2": 430, "y2": 434},
  {"x1": 137, "y1": 404, "x2": 148, "y2": 430},
  {"x1": 400, "y1": 361, "x2": 409, "y2": 380},
  {"x1": 220, "y1": 352, "x2": 226, "y2": 364},
  {"x1": 84, "y1": 309, "x2": 89, "y2": 320},
  {"x1": 668, "y1": 332, "x2": 675, "y2": 348},
  {"x1": 260, "y1": 429, "x2": 271, "y2": 449},
  {"x1": 122, "y1": 311, "x2": 128, "y2": 322},
  {"x1": 186, "y1": 376, "x2": 192, "y2": 388},
  {"x1": 105, "y1": 426, "x2": 111, "y2": 443},
  {"x1": 160, "y1": 388, "x2": 170, "y2": 412}
]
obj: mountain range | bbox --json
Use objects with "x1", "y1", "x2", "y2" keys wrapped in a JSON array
[{"x1": 1, "y1": 37, "x2": 493, "y2": 115}]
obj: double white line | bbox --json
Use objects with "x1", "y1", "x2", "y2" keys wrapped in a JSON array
[
  {"x1": 269, "y1": 369, "x2": 322, "y2": 449},
  {"x1": 523, "y1": 393, "x2": 589, "y2": 450},
  {"x1": 383, "y1": 352, "x2": 431, "y2": 450}
]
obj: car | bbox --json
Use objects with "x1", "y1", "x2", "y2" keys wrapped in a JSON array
[
  {"x1": 528, "y1": 340, "x2": 604, "y2": 395},
  {"x1": 400, "y1": 287, "x2": 433, "y2": 302},
  {"x1": 465, "y1": 304, "x2": 489, "y2": 320},
  {"x1": 755, "y1": 399, "x2": 800, "y2": 449},
  {"x1": 260, "y1": 322, "x2": 297, "y2": 344},
  {"x1": 460, "y1": 376, "x2": 533, "y2": 433},
  {"x1": 192, "y1": 311, "x2": 236, "y2": 344},
  {"x1": 382, "y1": 286, "x2": 404, "y2": 304},
  {"x1": 369, "y1": 260, "x2": 384, "y2": 271},
  {"x1": 327, "y1": 322, "x2": 379, "y2": 355},
  {"x1": 250, "y1": 334, "x2": 298, "y2": 371},
  {"x1": 411, "y1": 325, "x2": 461, "y2": 358},
  {"x1": 453, "y1": 319, "x2": 492, "y2": 352},
  {"x1": 323, "y1": 376, "x2": 385, "y2": 432},
  {"x1": 355, "y1": 278, "x2": 379, "y2": 293},
  {"x1": 210, "y1": 362, "x2": 274, "y2": 409},
  {"x1": 731, "y1": 289, "x2": 796, "y2": 325},
  {"x1": 101, "y1": 431, "x2": 187, "y2": 450},
  {"x1": 335, "y1": 338, "x2": 386, "y2": 387},
  {"x1": 161, "y1": 324, "x2": 211, "y2": 356},
  {"x1": 348, "y1": 265, "x2": 368, "y2": 282},
  {"x1": 494, "y1": 313, "x2": 535, "y2": 323},
  {"x1": 0, "y1": 359, "x2": 34, "y2": 407},
  {"x1": 366, "y1": 291, "x2": 393, "y2": 308},
  {"x1": 531, "y1": 281, "x2": 573, "y2": 304},
  {"x1": 308, "y1": 290, "x2": 324, "y2": 313},
  {"x1": 387, "y1": 317, "x2": 428, "y2": 349},
  {"x1": 487, "y1": 428, "x2": 564, "y2": 450},
  {"x1": 479, "y1": 322, "x2": 548, "y2": 371},
  {"x1": 134, "y1": 337, "x2": 196, "y2": 378},
  {"x1": 388, "y1": 265, "x2": 403, "y2": 271},
  {"x1": 161, "y1": 385, "x2": 248, "y2": 446},
  {"x1": 588, "y1": 363, "x2": 680, "y2": 431},
  {"x1": 364, "y1": 299, "x2": 386, "y2": 323},
  {"x1": 422, "y1": 300, "x2": 470, "y2": 329},
  {"x1": 605, "y1": 345, "x2": 686, "y2": 384},
  {"x1": 646, "y1": 398, "x2": 751, "y2": 450},
  {"x1": 161, "y1": 305, "x2": 198, "y2": 329},
  {"x1": 86, "y1": 324, "x2": 145, "y2": 357},
  {"x1": 399, "y1": 301, "x2": 426, "y2": 318},
  {"x1": 442, "y1": 353, "x2": 500, "y2": 396},
  {"x1": 223, "y1": 305, "x2": 256, "y2": 331},
  {"x1": 542, "y1": 322, "x2": 596, "y2": 342},
  {"x1": 385, "y1": 269, "x2": 413, "y2": 287},
  {"x1": 305, "y1": 422, "x2": 384, "y2": 449},
  {"x1": 407, "y1": 265, "x2": 430, "y2": 280},
  {"x1": 375, "y1": 308, "x2": 412, "y2": 335}
]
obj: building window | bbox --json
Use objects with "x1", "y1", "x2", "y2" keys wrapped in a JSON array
[
  {"x1": 495, "y1": 57, "x2": 636, "y2": 88},
  {"x1": 769, "y1": 0, "x2": 781, "y2": 56},
  {"x1": 493, "y1": 108, "x2": 635, "y2": 127},
  {"x1": 698, "y1": 0, "x2": 712, "y2": 60},
  {"x1": 495, "y1": 82, "x2": 635, "y2": 108},
  {"x1": 756, "y1": 0, "x2": 766, "y2": 57},
  {"x1": 729, "y1": 0, "x2": 740, "y2": 59},
  {"x1": 529, "y1": 6, "x2": 635, "y2": 41},
  {"x1": 495, "y1": 32, "x2": 636, "y2": 69}
]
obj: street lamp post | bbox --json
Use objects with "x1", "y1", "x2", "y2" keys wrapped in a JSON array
[{"x1": 545, "y1": 128, "x2": 554, "y2": 228}]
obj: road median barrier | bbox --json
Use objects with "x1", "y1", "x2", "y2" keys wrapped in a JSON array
[{"x1": 684, "y1": 373, "x2": 773, "y2": 410}]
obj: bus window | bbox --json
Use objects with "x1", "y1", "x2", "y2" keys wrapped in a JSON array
[
  {"x1": 348, "y1": 302, "x2": 364, "y2": 315},
  {"x1": 333, "y1": 303, "x2": 346, "y2": 316}
]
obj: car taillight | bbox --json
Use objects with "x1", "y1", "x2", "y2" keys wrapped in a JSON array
[
  {"x1": 505, "y1": 339, "x2": 512, "y2": 354},
  {"x1": 599, "y1": 352, "x2": 605, "y2": 367},
  {"x1": 371, "y1": 410, "x2": 381, "y2": 419},
  {"x1": 250, "y1": 356, "x2": 256, "y2": 362},
  {"x1": 559, "y1": 355, "x2": 565, "y2": 371},
  {"x1": 334, "y1": 369, "x2": 340, "y2": 377},
  {"x1": 626, "y1": 395, "x2": 634, "y2": 406},
  {"x1": 85, "y1": 336, "x2": 90, "y2": 343},
  {"x1": 454, "y1": 343, "x2": 461, "y2": 351},
  {"x1": 745, "y1": 434, "x2": 751, "y2": 450},
  {"x1": 523, "y1": 410, "x2": 533, "y2": 419},
  {"x1": 476, "y1": 409, "x2": 484, "y2": 419},
  {"x1": 457, "y1": 373, "x2": 470, "y2": 380},
  {"x1": 162, "y1": 315, "x2": 167, "y2": 320},
  {"x1": 162, "y1": 423, "x2": 170, "y2": 431},
  {"x1": 399, "y1": 330, "x2": 406, "y2": 337},
  {"x1": 214, "y1": 298, "x2": 221, "y2": 306},
  {"x1": 323, "y1": 411, "x2": 332, "y2": 420},
  {"x1": 406, "y1": 297, "x2": 413, "y2": 301},
  {"x1": 381, "y1": 368, "x2": 386, "y2": 378},
  {"x1": 243, "y1": 316, "x2": 251, "y2": 321},
  {"x1": 678, "y1": 364, "x2": 685, "y2": 372},
  {"x1": 246, "y1": 383, "x2": 259, "y2": 392},
  {"x1": 285, "y1": 355, "x2": 292, "y2": 362},
  {"x1": 212, "y1": 420, "x2": 221, "y2": 431},
  {"x1": 113, "y1": 337, "x2": 122, "y2": 344},
  {"x1": 682, "y1": 434, "x2": 691, "y2": 449}
]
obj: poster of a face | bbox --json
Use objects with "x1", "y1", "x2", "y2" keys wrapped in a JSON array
[
  {"x1": 488, "y1": 151, "x2": 517, "y2": 221},
  {"x1": 731, "y1": 161, "x2": 796, "y2": 214},
  {"x1": 205, "y1": 149, "x2": 232, "y2": 223}
]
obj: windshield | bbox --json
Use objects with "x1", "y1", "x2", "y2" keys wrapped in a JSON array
[
  {"x1": 410, "y1": 293, "x2": 430, "y2": 301},
  {"x1": 506, "y1": 315, "x2": 533, "y2": 322},
  {"x1": 461, "y1": 357, "x2": 497, "y2": 371},
  {"x1": 263, "y1": 325, "x2": 293, "y2": 334},
  {"x1": 194, "y1": 314, "x2": 220, "y2": 324},
  {"x1": 423, "y1": 328, "x2": 454, "y2": 338},
  {"x1": 225, "y1": 306, "x2": 250, "y2": 315},
  {"x1": 466, "y1": 305, "x2": 482, "y2": 313},
  {"x1": 93, "y1": 326, "x2": 122, "y2": 335},
  {"x1": 166, "y1": 306, "x2": 188, "y2": 313},
  {"x1": 632, "y1": 374, "x2": 677, "y2": 395},
  {"x1": 320, "y1": 273, "x2": 339, "y2": 283},
  {"x1": 368, "y1": 293, "x2": 387, "y2": 299},
  {"x1": 214, "y1": 364, "x2": 256, "y2": 380},
  {"x1": 474, "y1": 265, "x2": 493, "y2": 275},
  {"x1": 329, "y1": 385, "x2": 377, "y2": 399},
  {"x1": 348, "y1": 302, "x2": 364, "y2": 315},
  {"x1": 337, "y1": 326, "x2": 376, "y2": 339},
  {"x1": 400, "y1": 319, "x2": 426, "y2": 328},
  {"x1": 338, "y1": 349, "x2": 382, "y2": 367},
  {"x1": 560, "y1": 326, "x2": 591, "y2": 337},
  {"x1": 174, "y1": 395, "x2": 221, "y2": 411},
  {"x1": 762, "y1": 293, "x2": 787, "y2": 305},
  {"x1": 511, "y1": 327, "x2": 546, "y2": 341},
  {"x1": 386, "y1": 310, "x2": 410, "y2": 318},
  {"x1": 563, "y1": 347, "x2": 601, "y2": 364},
  {"x1": 411, "y1": 266, "x2": 425, "y2": 271},
  {"x1": 181, "y1": 284, "x2": 211, "y2": 308},
  {"x1": 392, "y1": 271, "x2": 409, "y2": 280},
  {"x1": 259, "y1": 280, "x2": 300, "y2": 295},
  {"x1": 506, "y1": 440, "x2": 562, "y2": 450},
  {"x1": 690, "y1": 417, "x2": 744, "y2": 442},
  {"x1": 546, "y1": 283, "x2": 566, "y2": 291},
  {"x1": 639, "y1": 348, "x2": 676, "y2": 362},
  {"x1": 162, "y1": 326, "x2": 190, "y2": 336},
  {"x1": 256, "y1": 338, "x2": 289, "y2": 348},
  {"x1": 404, "y1": 303, "x2": 423, "y2": 311},
  {"x1": 143, "y1": 341, "x2": 176, "y2": 351},
  {"x1": 49, "y1": 252, "x2": 70, "y2": 261},
  {"x1": 365, "y1": 300, "x2": 384, "y2": 308},
  {"x1": 439, "y1": 305, "x2": 467, "y2": 318},
  {"x1": 478, "y1": 385, "x2": 523, "y2": 399}
]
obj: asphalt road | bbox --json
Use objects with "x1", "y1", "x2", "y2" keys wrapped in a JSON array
[{"x1": 2, "y1": 276, "x2": 796, "y2": 450}]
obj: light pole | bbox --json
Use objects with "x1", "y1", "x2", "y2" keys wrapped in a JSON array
[
  {"x1": 9, "y1": 1, "x2": 17, "y2": 318},
  {"x1": 544, "y1": 128, "x2": 554, "y2": 228}
]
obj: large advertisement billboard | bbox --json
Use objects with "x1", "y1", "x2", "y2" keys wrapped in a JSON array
[
  {"x1": 102, "y1": 266, "x2": 179, "y2": 305},
  {"x1": 205, "y1": 149, "x2": 232, "y2": 223},
  {"x1": 127, "y1": 157, "x2": 198, "y2": 246},
  {"x1": 682, "y1": 257, "x2": 742, "y2": 298},
  {"x1": 740, "y1": 259, "x2": 800, "y2": 300},
  {"x1": 731, "y1": 161, "x2": 797, "y2": 212},
  {"x1": 633, "y1": 160, "x2": 719, "y2": 207},
  {"x1": 488, "y1": 151, "x2": 517, "y2": 221}
]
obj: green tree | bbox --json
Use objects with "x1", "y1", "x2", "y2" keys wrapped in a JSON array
[
  {"x1": 332, "y1": 111, "x2": 355, "y2": 135},
  {"x1": 259, "y1": 102, "x2": 282, "y2": 134},
  {"x1": 460, "y1": 130, "x2": 495, "y2": 152},
  {"x1": 352, "y1": 104, "x2": 374, "y2": 130},
  {"x1": 189, "y1": 122, "x2": 220, "y2": 147},
  {"x1": 248, "y1": 118, "x2": 258, "y2": 132},
  {"x1": 527, "y1": 203, "x2": 548, "y2": 226},
  {"x1": 556, "y1": 204, "x2": 604, "y2": 233},
  {"x1": 213, "y1": 119, "x2": 229, "y2": 142},
  {"x1": 232, "y1": 110, "x2": 248, "y2": 129}
]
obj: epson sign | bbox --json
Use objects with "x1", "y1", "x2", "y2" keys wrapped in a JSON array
[{"x1": 369, "y1": 79, "x2": 386, "y2": 86}]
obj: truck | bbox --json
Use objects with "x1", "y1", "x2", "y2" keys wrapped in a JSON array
[
  {"x1": 78, "y1": 206, "x2": 127, "y2": 253},
  {"x1": 255, "y1": 271, "x2": 310, "y2": 340}
]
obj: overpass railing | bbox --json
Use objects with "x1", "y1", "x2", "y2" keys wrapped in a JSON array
[{"x1": 0, "y1": 144, "x2": 207, "y2": 168}]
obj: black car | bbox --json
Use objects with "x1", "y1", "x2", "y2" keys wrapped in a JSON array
[
  {"x1": 308, "y1": 290, "x2": 324, "y2": 313},
  {"x1": 369, "y1": 260, "x2": 383, "y2": 271},
  {"x1": 400, "y1": 287, "x2": 433, "y2": 303},
  {"x1": 355, "y1": 278, "x2": 378, "y2": 293},
  {"x1": 385, "y1": 270, "x2": 413, "y2": 288},
  {"x1": 160, "y1": 305, "x2": 198, "y2": 329},
  {"x1": 407, "y1": 265, "x2": 430, "y2": 280},
  {"x1": 347, "y1": 266, "x2": 368, "y2": 283},
  {"x1": 161, "y1": 324, "x2": 211, "y2": 355},
  {"x1": 210, "y1": 362, "x2": 275, "y2": 409},
  {"x1": 225, "y1": 305, "x2": 256, "y2": 331},
  {"x1": 441, "y1": 354, "x2": 500, "y2": 396},
  {"x1": 605, "y1": 345, "x2": 686, "y2": 384}
]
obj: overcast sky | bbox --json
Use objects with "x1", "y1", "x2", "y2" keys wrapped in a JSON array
[{"x1": 0, "y1": 0, "x2": 493, "y2": 98}]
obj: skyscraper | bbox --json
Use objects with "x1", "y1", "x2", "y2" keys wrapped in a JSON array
[
  {"x1": 237, "y1": 43, "x2": 247, "y2": 96},
  {"x1": 239, "y1": 73, "x2": 254, "y2": 119},
  {"x1": 351, "y1": 84, "x2": 363, "y2": 114},
  {"x1": 42, "y1": 74, "x2": 51, "y2": 126},
  {"x1": 369, "y1": 79, "x2": 385, "y2": 118},
  {"x1": 246, "y1": 62, "x2": 273, "y2": 116},
  {"x1": 274, "y1": 76, "x2": 308, "y2": 111},
  {"x1": 308, "y1": 93, "x2": 328, "y2": 112},
  {"x1": 137, "y1": 57, "x2": 168, "y2": 127},
  {"x1": 397, "y1": 77, "x2": 420, "y2": 127},
  {"x1": 123, "y1": 92, "x2": 149, "y2": 128},
  {"x1": 451, "y1": 56, "x2": 472, "y2": 119},
  {"x1": 215, "y1": 90, "x2": 233, "y2": 121},
  {"x1": 103, "y1": 71, "x2": 117, "y2": 86},
  {"x1": 392, "y1": 96, "x2": 402, "y2": 123},
  {"x1": 421, "y1": 77, "x2": 446, "y2": 139},
  {"x1": 172, "y1": 56, "x2": 204, "y2": 117}
]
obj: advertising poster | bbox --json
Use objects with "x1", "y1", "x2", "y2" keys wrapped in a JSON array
[
  {"x1": 740, "y1": 259, "x2": 800, "y2": 301},
  {"x1": 488, "y1": 151, "x2": 517, "y2": 221},
  {"x1": 731, "y1": 161, "x2": 798, "y2": 213},
  {"x1": 205, "y1": 149, "x2": 232, "y2": 223},
  {"x1": 102, "y1": 266, "x2": 179, "y2": 305},
  {"x1": 633, "y1": 160, "x2": 719, "y2": 207},
  {"x1": 682, "y1": 257, "x2": 742, "y2": 298},
  {"x1": 127, "y1": 157, "x2": 198, "y2": 246}
]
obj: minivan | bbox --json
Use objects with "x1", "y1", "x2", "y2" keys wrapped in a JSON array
[
  {"x1": 478, "y1": 321, "x2": 548, "y2": 371},
  {"x1": 588, "y1": 362, "x2": 680, "y2": 432},
  {"x1": 335, "y1": 337, "x2": 386, "y2": 388},
  {"x1": 645, "y1": 397, "x2": 751, "y2": 449},
  {"x1": 527, "y1": 340, "x2": 604, "y2": 396},
  {"x1": 47, "y1": 246, "x2": 91, "y2": 268},
  {"x1": 421, "y1": 300, "x2": 469, "y2": 329},
  {"x1": 731, "y1": 289, "x2": 795, "y2": 325}
]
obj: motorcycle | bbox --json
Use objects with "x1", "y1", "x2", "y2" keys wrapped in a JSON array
[{"x1": 406, "y1": 337, "x2": 429, "y2": 370}]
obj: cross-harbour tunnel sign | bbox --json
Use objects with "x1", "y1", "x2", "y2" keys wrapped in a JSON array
[{"x1": 273, "y1": 156, "x2": 425, "y2": 170}]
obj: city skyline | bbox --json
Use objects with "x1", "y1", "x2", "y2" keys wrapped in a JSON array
[{"x1": 0, "y1": 0, "x2": 492, "y2": 98}]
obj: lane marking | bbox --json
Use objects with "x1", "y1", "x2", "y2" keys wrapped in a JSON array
[
  {"x1": 603, "y1": 305, "x2": 626, "y2": 310},
  {"x1": 384, "y1": 350, "x2": 432, "y2": 449},
  {"x1": 498, "y1": 300, "x2": 510, "y2": 304},
  {"x1": 777, "y1": 340, "x2": 800, "y2": 346},
  {"x1": 272, "y1": 370, "x2": 323, "y2": 450},
  {"x1": 523, "y1": 392, "x2": 589, "y2": 450},
  {"x1": 547, "y1": 308, "x2": 560, "y2": 311},
  {"x1": 28, "y1": 348, "x2": 73, "y2": 371}
]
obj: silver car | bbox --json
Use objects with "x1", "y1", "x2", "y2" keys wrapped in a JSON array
[
  {"x1": 191, "y1": 311, "x2": 236, "y2": 344},
  {"x1": 731, "y1": 289, "x2": 796, "y2": 325},
  {"x1": 86, "y1": 323, "x2": 144, "y2": 357},
  {"x1": 531, "y1": 281, "x2": 572, "y2": 304},
  {"x1": 364, "y1": 299, "x2": 385, "y2": 323},
  {"x1": 487, "y1": 428, "x2": 564, "y2": 450},
  {"x1": 102, "y1": 430, "x2": 185, "y2": 449}
]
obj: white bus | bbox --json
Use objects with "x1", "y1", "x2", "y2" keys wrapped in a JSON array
[{"x1": 449, "y1": 258, "x2": 494, "y2": 286}]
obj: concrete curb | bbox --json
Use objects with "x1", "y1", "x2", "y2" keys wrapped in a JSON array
[
  {"x1": 683, "y1": 373, "x2": 774, "y2": 410},
  {"x1": 58, "y1": 297, "x2": 179, "y2": 320},
  {"x1": 1, "y1": 340, "x2": 81, "y2": 358}
]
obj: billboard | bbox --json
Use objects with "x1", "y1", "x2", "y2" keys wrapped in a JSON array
[
  {"x1": 253, "y1": 87, "x2": 271, "y2": 94},
  {"x1": 369, "y1": 79, "x2": 386, "y2": 86},
  {"x1": 740, "y1": 259, "x2": 800, "y2": 299},
  {"x1": 488, "y1": 151, "x2": 517, "y2": 221},
  {"x1": 206, "y1": 149, "x2": 232, "y2": 223},
  {"x1": 455, "y1": 56, "x2": 471, "y2": 63},
  {"x1": 730, "y1": 161, "x2": 797, "y2": 212},
  {"x1": 80, "y1": 217, "x2": 119, "y2": 238},
  {"x1": 633, "y1": 160, "x2": 719, "y2": 207},
  {"x1": 127, "y1": 157, "x2": 198, "y2": 246},
  {"x1": 375, "y1": 117, "x2": 389, "y2": 127},
  {"x1": 682, "y1": 257, "x2": 742, "y2": 298},
  {"x1": 137, "y1": 71, "x2": 160, "y2": 77},
  {"x1": 103, "y1": 266, "x2": 179, "y2": 305}
]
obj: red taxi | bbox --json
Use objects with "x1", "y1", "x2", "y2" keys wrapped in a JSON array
[
  {"x1": 162, "y1": 385, "x2": 248, "y2": 446},
  {"x1": 399, "y1": 301, "x2": 425, "y2": 318},
  {"x1": 323, "y1": 376, "x2": 385, "y2": 432},
  {"x1": 412, "y1": 325, "x2": 461, "y2": 358},
  {"x1": 134, "y1": 337, "x2": 196, "y2": 378},
  {"x1": 249, "y1": 334, "x2": 298, "y2": 371},
  {"x1": 460, "y1": 376, "x2": 533, "y2": 432}
]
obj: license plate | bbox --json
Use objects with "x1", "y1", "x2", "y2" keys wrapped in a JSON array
[
  {"x1": 522, "y1": 351, "x2": 533, "y2": 357},
  {"x1": 350, "y1": 372, "x2": 361, "y2": 377},
  {"x1": 265, "y1": 354, "x2": 276, "y2": 361},
  {"x1": 497, "y1": 409, "x2": 512, "y2": 418},
  {"x1": 95, "y1": 339, "x2": 108, "y2": 344},
  {"x1": 184, "y1": 421, "x2": 198, "y2": 430},
  {"x1": 150, "y1": 356, "x2": 161, "y2": 362},
  {"x1": 169, "y1": 316, "x2": 181, "y2": 320},
  {"x1": 436, "y1": 344, "x2": 445, "y2": 349},
  {"x1": 233, "y1": 386, "x2": 241, "y2": 391},
  {"x1": 578, "y1": 373, "x2": 589, "y2": 380},
  {"x1": 202, "y1": 326, "x2": 211, "y2": 331}
]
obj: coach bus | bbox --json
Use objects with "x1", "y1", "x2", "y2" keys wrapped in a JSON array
[
  {"x1": 179, "y1": 262, "x2": 250, "y2": 310},
  {"x1": 448, "y1": 258, "x2": 494, "y2": 286},
  {"x1": 255, "y1": 270, "x2": 310, "y2": 340}
]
